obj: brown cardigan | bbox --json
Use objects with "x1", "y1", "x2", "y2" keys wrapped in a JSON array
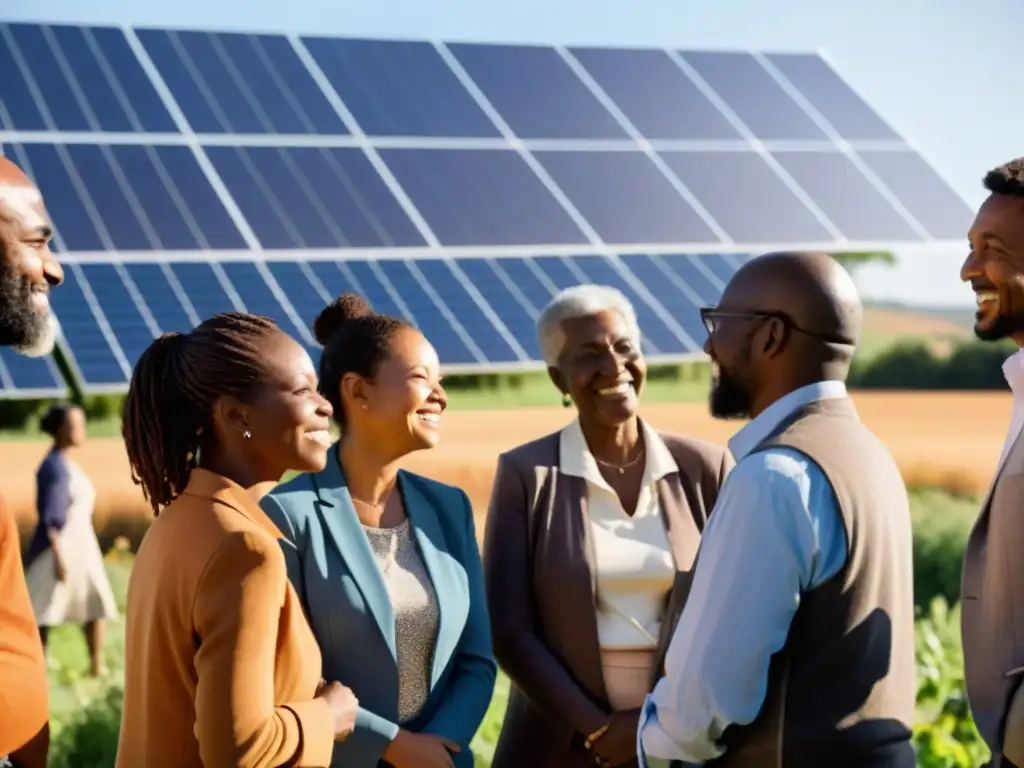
[
  {"x1": 483, "y1": 425, "x2": 732, "y2": 768},
  {"x1": 116, "y1": 470, "x2": 335, "y2": 768}
]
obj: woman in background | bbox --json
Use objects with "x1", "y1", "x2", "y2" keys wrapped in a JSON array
[
  {"x1": 484, "y1": 285, "x2": 733, "y2": 768},
  {"x1": 25, "y1": 403, "x2": 117, "y2": 678},
  {"x1": 116, "y1": 313, "x2": 359, "y2": 768},
  {"x1": 263, "y1": 293, "x2": 496, "y2": 768}
]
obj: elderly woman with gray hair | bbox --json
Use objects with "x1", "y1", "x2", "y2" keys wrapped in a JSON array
[{"x1": 483, "y1": 284, "x2": 733, "y2": 768}]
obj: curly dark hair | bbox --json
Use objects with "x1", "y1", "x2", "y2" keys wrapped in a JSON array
[
  {"x1": 983, "y1": 157, "x2": 1024, "y2": 197},
  {"x1": 313, "y1": 292, "x2": 409, "y2": 429},
  {"x1": 121, "y1": 312, "x2": 280, "y2": 516}
]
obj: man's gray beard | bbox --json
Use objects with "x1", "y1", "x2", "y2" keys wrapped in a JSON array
[{"x1": 15, "y1": 311, "x2": 58, "y2": 357}]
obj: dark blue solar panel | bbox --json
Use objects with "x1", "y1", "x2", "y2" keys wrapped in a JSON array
[
  {"x1": 379, "y1": 149, "x2": 587, "y2": 247},
  {"x1": 80, "y1": 263, "x2": 154, "y2": 368},
  {"x1": 220, "y1": 261, "x2": 310, "y2": 344},
  {"x1": 124, "y1": 262, "x2": 193, "y2": 333},
  {"x1": 857, "y1": 151, "x2": 972, "y2": 241},
  {"x1": 0, "y1": 348, "x2": 65, "y2": 393},
  {"x1": 699, "y1": 254, "x2": 743, "y2": 286},
  {"x1": 171, "y1": 262, "x2": 237, "y2": 317},
  {"x1": 455, "y1": 259, "x2": 540, "y2": 359},
  {"x1": 620, "y1": 254, "x2": 707, "y2": 345},
  {"x1": 659, "y1": 151, "x2": 832, "y2": 243},
  {"x1": 205, "y1": 146, "x2": 425, "y2": 249},
  {"x1": 300, "y1": 37, "x2": 499, "y2": 138},
  {"x1": 39, "y1": 25, "x2": 175, "y2": 133},
  {"x1": 764, "y1": 54, "x2": 900, "y2": 142},
  {"x1": 534, "y1": 151, "x2": 719, "y2": 244},
  {"x1": 6, "y1": 24, "x2": 92, "y2": 131},
  {"x1": 490, "y1": 258, "x2": 557, "y2": 313},
  {"x1": 305, "y1": 261, "x2": 360, "y2": 302},
  {"x1": 65, "y1": 144, "x2": 154, "y2": 250},
  {"x1": 656, "y1": 254, "x2": 727, "y2": 305},
  {"x1": 344, "y1": 261, "x2": 412, "y2": 322},
  {"x1": 415, "y1": 259, "x2": 519, "y2": 363},
  {"x1": 377, "y1": 261, "x2": 478, "y2": 364},
  {"x1": 571, "y1": 255, "x2": 689, "y2": 354},
  {"x1": 136, "y1": 29, "x2": 346, "y2": 134},
  {"x1": 447, "y1": 43, "x2": 627, "y2": 140},
  {"x1": 49, "y1": 267, "x2": 125, "y2": 385},
  {"x1": 15, "y1": 143, "x2": 107, "y2": 251},
  {"x1": 772, "y1": 151, "x2": 919, "y2": 241},
  {"x1": 91, "y1": 26, "x2": 178, "y2": 132},
  {"x1": 681, "y1": 51, "x2": 827, "y2": 142},
  {"x1": 266, "y1": 262, "x2": 330, "y2": 333},
  {"x1": 529, "y1": 255, "x2": 582, "y2": 292},
  {"x1": 0, "y1": 28, "x2": 48, "y2": 130},
  {"x1": 569, "y1": 47, "x2": 741, "y2": 140}
]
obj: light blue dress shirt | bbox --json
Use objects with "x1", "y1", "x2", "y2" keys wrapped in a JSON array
[{"x1": 637, "y1": 381, "x2": 850, "y2": 767}]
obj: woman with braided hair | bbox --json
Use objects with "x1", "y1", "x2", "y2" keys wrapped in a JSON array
[{"x1": 115, "y1": 312, "x2": 360, "y2": 768}]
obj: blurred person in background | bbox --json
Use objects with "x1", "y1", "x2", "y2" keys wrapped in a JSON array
[
  {"x1": 263, "y1": 293, "x2": 496, "y2": 768},
  {"x1": 483, "y1": 284, "x2": 732, "y2": 768},
  {"x1": 0, "y1": 155, "x2": 63, "y2": 768},
  {"x1": 960, "y1": 158, "x2": 1024, "y2": 768},
  {"x1": 116, "y1": 313, "x2": 359, "y2": 768},
  {"x1": 24, "y1": 403, "x2": 118, "y2": 678},
  {"x1": 639, "y1": 252, "x2": 915, "y2": 768}
]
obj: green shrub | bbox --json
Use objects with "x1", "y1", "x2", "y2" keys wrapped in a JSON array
[
  {"x1": 49, "y1": 684, "x2": 123, "y2": 768},
  {"x1": 852, "y1": 338, "x2": 1016, "y2": 390},
  {"x1": 914, "y1": 598, "x2": 990, "y2": 768},
  {"x1": 909, "y1": 488, "x2": 977, "y2": 609}
]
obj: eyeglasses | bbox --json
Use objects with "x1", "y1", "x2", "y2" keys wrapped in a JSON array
[{"x1": 699, "y1": 307, "x2": 854, "y2": 346}]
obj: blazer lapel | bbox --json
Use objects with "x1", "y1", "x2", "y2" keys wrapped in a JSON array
[
  {"x1": 561, "y1": 472, "x2": 610, "y2": 706},
  {"x1": 398, "y1": 471, "x2": 468, "y2": 688},
  {"x1": 311, "y1": 444, "x2": 397, "y2": 661},
  {"x1": 650, "y1": 468, "x2": 703, "y2": 684}
]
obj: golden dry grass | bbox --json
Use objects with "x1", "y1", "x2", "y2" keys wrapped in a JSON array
[{"x1": 0, "y1": 391, "x2": 1009, "y2": 538}]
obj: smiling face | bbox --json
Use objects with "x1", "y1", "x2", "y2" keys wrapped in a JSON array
[
  {"x1": 962, "y1": 193, "x2": 1024, "y2": 344},
  {"x1": 344, "y1": 326, "x2": 447, "y2": 455},
  {"x1": 234, "y1": 330, "x2": 335, "y2": 477},
  {"x1": 550, "y1": 310, "x2": 646, "y2": 427},
  {"x1": 0, "y1": 161, "x2": 63, "y2": 356}
]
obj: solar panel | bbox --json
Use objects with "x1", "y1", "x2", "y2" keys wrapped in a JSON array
[{"x1": 0, "y1": 22, "x2": 974, "y2": 396}]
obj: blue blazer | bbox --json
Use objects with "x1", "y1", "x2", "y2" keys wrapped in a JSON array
[{"x1": 261, "y1": 444, "x2": 497, "y2": 768}]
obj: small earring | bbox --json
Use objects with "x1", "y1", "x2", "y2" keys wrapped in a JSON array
[
  {"x1": 562, "y1": 392, "x2": 572, "y2": 408},
  {"x1": 243, "y1": 430, "x2": 252, "y2": 440},
  {"x1": 361, "y1": 404, "x2": 369, "y2": 411}
]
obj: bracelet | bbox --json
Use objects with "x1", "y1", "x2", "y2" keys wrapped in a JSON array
[{"x1": 584, "y1": 721, "x2": 610, "y2": 750}]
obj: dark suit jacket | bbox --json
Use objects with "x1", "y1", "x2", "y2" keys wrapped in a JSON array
[
  {"x1": 483, "y1": 424, "x2": 732, "y2": 768},
  {"x1": 261, "y1": 444, "x2": 497, "y2": 768}
]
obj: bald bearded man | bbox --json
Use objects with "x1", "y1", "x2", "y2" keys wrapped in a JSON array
[
  {"x1": 638, "y1": 252, "x2": 915, "y2": 768},
  {"x1": 0, "y1": 156, "x2": 62, "y2": 768}
]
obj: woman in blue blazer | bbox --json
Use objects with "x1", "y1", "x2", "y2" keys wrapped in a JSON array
[{"x1": 261, "y1": 293, "x2": 496, "y2": 768}]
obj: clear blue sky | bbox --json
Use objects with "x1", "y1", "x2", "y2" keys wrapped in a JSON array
[{"x1": 6, "y1": 0, "x2": 1022, "y2": 307}]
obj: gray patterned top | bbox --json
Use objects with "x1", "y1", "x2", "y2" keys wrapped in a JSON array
[{"x1": 362, "y1": 519, "x2": 439, "y2": 724}]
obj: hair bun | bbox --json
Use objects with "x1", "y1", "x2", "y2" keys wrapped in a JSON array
[{"x1": 313, "y1": 292, "x2": 373, "y2": 345}]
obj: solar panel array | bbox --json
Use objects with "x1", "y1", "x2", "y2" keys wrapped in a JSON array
[{"x1": 0, "y1": 22, "x2": 973, "y2": 397}]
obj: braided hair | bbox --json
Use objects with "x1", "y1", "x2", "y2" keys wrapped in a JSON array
[
  {"x1": 313, "y1": 293, "x2": 408, "y2": 430},
  {"x1": 121, "y1": 312, "x2": 280, "y2": 516}
]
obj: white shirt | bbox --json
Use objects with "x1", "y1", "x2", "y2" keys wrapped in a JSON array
[
  {"x1": 559, "y1": 418, "x2": 677, "y2": 650},
  {"x1": 998, "y1": 348, "x2": 1024, "y2": 471}
]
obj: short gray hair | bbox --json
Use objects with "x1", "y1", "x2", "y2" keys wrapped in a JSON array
[{"x1": 536, "y1": 284, "x2": 641, "y2": 367}]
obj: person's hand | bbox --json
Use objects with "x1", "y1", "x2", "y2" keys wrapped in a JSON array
[
  {"x1": 383, "y1": 729, "x2": 460, "y2": 768},
  {"x1": 589, "y1": 709, "x2": 642, "y2": 767},
  {"x1": 53, "y1": 557, "x2": 66, "y2": 583},
  {"x1": 316, "y1": 681, "x2": 359, "y2": 740}
]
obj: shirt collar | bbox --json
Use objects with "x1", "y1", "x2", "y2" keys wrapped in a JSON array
[
  {"x1": 559, "y1": 417, "x2": 677, "y2": 491},
  {"x1": 727, "y1": 380, "x2": 849, "y2": 462},
  {"x1": 1004, "y1": 348, "x2": 1024, "y2": 396}
]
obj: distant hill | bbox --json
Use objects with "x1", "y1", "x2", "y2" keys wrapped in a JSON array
[
  {"x1": 865, "y1": 300, "x2": 976, "y2": 331},
  {"x1": 858, "y1": 301, "x2": 971, "y2": 361}
]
